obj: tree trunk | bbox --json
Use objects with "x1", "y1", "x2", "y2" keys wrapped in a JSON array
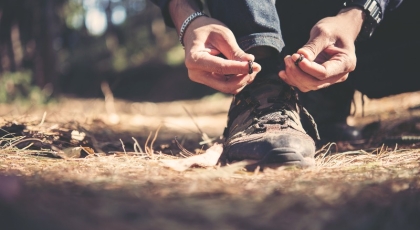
[{"x1": 32, "y1": 0, "x2": 57, "y2": 92}]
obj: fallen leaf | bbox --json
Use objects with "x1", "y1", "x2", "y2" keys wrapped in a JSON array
[
  {"x1": 160, "y1": 144, "x2": 223, "y2": 172},
  {"x1": 71, "y1": 130, "x2": 86, "y2": 141},
  {"x1": 81, "y1": 147, "x2": 95, "y2": 155},
  {"x1": 56, "y1": 147, "x2": 83, "y2": 159},
  {"x1": 188, "y1": 161, "x2": 253, "y2": 179}
]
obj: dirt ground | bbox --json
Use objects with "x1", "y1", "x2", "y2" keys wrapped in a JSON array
[{"x1": 1, "y1": 91, "x2": 420, "y2": 230}]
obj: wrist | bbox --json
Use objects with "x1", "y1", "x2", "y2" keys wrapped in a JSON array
[
  {"x1": 169, "y1": 0, "x2": 201, "y2": 31},
  {"x1": 341, "y1": 0, "x2": 382, "y2": 41},
  {"x1": 337, "y1": 7, "x2": 366, "y2": 40}
]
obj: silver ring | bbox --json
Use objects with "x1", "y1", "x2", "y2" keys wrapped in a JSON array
[
  {"x1": 248, "y1": 61, "x2": 253, "y2": 74},
  {"x1": 294, "y1": 54, "x2": 304, "y2": 67}
]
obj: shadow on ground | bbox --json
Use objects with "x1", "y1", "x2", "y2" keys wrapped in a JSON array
[
  {"x1": 61, "y1": 62, "x2": 218, "y2": 102},
  {"x1": 1, "y1": 174, "x2": 420, "y2": 230}
]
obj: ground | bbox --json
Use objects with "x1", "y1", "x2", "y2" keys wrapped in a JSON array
[{"x1": 1, "y1": 91, "x2": 420, "y2": 230}]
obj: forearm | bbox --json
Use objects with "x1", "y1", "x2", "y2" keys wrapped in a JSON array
[
  {"x1": 168, "y1": 0, "x2": 202, "y2": 32},
  {"x1": 336, "y1": 7, "x2": 365, "y2": 41},
  {"x1": 337, "y1": 0, "x2": 404, "y2": 41}
]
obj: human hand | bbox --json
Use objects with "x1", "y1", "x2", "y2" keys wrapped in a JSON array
[
  {"x1": 182, "y1": 16, "x2": 261, "y2": 94},
  {"x1": 168, "y1": 0, "x2": 260, "y2": 94},
  {"x1": 279, "y1": 8, "x2": 365, "y2": 92}
]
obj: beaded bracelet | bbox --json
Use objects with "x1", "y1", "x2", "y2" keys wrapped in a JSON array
[{"x1": 178, "y1": 12, "x2": 207, "y2": 46}]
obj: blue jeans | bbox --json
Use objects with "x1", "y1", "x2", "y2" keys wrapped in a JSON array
[
  {"x1": 208, "y1": 0, "x2": 284, "y2": 57},
  {"x1": 208, "y1": 0, "x2": 420, "y2": 123},
  {"x1": 207, "y1": 0, "x2": 344, "y2": 56}
]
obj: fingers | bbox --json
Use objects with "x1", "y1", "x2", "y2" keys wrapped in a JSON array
[
  {"x1": 186, "y1": 45, "x2": 261, "y2": 94},
  {"x1": 188, "y1": 22, "x2": 254, "y2": 63},
  {"x1": 279, "y1": 69, "x2": 347, "y2": 92},
  {"x1": 186, "y1": 51, "x2": 261, "y2": 75},
  {"x1": 279, "y1": 55, "x2": 348, "y2": 92},
  {"x1": 291, "y1": 49, "x2": 356, "y2": 80},
  {"x1": 297, "y1": 36, "x2": 330, "y2": 62},
  {"x1": 189, "y1": 69, "x2": 259, "y2": 94},
  {"x1": 201, "y1": 25, "x2": 255, "y2": 62},
  {"x1": 181, "y1": 17, "x2": 261, "y2": 94},
  {"x1": 216, "y1": 32, "x2": 255, "y2": 62},
  {"x1": 187, "y1": 56, "x2": 261, "y2": 94},
  {"x1": 285, "y1": 15, "x2": 359, "y2": 91}
]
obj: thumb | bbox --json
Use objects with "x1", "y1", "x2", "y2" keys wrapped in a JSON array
[
  {"x1": 297, "y1": 36, "x2": 329, "y2": 61},
  {"x1": 228, "y1": 43, "x2": 254, "y2": 62},
  {"x1": 216, "y1": 33, "x2": 254, "y2": 62}
]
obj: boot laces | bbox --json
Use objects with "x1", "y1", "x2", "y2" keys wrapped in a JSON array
[
  {"x1": 301, "y1": 106, "x2": 321, "y2": 140},
  {"x1": 253, "y1": 111, "x2": 288, "y2": 131}
]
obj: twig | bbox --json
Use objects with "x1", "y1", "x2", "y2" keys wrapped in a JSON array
[
  {"x1": 119, "y1": 139, "x2": 127, "y2": 154},
  {"x1": 183, "y1": 106, "x2": 203, "y2": 134},
  {"x1": 38, "y1": 111, "x2": 47, "y2": 126},
  {"x1": 183, "y1": 106, "x2": 212, "y2": 147},
  {"x1": 174, "y1": 136, "x2": 194, "y2": 157},
  {"x1": 149, "y1": 124, "x2": 162, "y2": 154},
  {"x1": 101, "y1": 81, "x2": 116, "y2": 114},
  {"x1": 3, "y1": 138, "x2": 44, "y2": 150},
  {"x1": 316, "y1": 142, "x2": 337, "y2": 163},
  {"x1": 132, "y1": 137, "x2": 143, "y2": 153},
  {"x1": 0, "y1": 127, "x2": 17, "y2": 138},
  {"x1": 144, "y1": 131, "x2": 152, "y2": 156}
]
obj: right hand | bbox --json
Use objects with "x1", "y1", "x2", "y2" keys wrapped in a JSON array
[
  {"x1": 182, "y1": 16, "x2": 261, "y2": 94},
  {"x1": 279, "y1": 7, "x2": 364, "y2": 92}
]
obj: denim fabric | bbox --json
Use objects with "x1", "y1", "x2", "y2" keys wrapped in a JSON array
[
  {"x1": 151, "y1": 0, "x2": 403, "y2": 52},
  {"x1": 151, "y1": 0, "x2": 404, "y2": 29},
  {"x1": 207, "y1": 0, "x2": 284, "y2": 53},
  {"x1": 205, "y1": 0, "x2": 403, "y2": 54}
]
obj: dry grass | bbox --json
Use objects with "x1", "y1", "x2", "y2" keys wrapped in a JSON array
[
  {"x1": 1, "y1": 141, "x2": 420, "y2": 229},
  {"x1": 1, "y1": 94, "x2": 420, "y2": 230},
  {"x1": 1, "y1": 142, "x2": 419, "y2": 194}
]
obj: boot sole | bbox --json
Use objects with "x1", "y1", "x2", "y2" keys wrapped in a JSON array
[{"x1": 244, "y1": 148, "x2": 315, "y2": 171}]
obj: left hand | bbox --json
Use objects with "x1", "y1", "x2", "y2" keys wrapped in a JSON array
[{"x1": 279, "y1": 7, "x2": 365, "y2": 92}]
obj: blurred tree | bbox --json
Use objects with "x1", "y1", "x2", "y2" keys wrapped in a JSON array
[
  {"x1": 0, "y1": 0, "x2": 66, "y2": 100},
  {"x1": 57, "y1": 0, "x2": 186, "y2": 99},
  {"x1": 0, "y1": 0, "x2": 215, "y2": 102}
]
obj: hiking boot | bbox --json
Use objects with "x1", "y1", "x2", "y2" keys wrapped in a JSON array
[
  {"x1": 317, "y1": 122, "x2": 362, "y2": 143},
  {"x1": 221, "y1": 59, "x2": 319, "y2": 169},
  {"x1": 299, "y1": 82, "x2": 363, "y2": 145}
]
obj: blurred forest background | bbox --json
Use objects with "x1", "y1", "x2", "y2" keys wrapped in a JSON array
[{"x1": 0, "y1": 0, "x2": 216, "y2": 104}]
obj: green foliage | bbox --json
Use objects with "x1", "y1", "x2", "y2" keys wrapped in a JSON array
[
  {"x1": 58, "y1": 2, "x2": 181, "y2": 78},
  {"x1": 165, "y1": 45, "x2": 185, "y2": 66},
  {"x1": 1, "y1": 0, "x2": 185, "y2": 99},
  {"x1": 62, "y1": 0, "x2": 85, "y2": 30},
  {"x1": 0, "y1": 71, "x2": 50, "y2": 104},
  {"x1": 112, "y1": 47, "x2": 128, "y2": 72}
]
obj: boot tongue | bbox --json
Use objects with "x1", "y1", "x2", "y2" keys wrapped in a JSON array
[
  {"x1": 245, "y1": 73, "x2": 297, "y2": 112},
  {"x1": 243, "y1": 68, "x2": 305, "y2": 133},
  {"x1": 252, "y1": 81, "x2": 285, "y2": 110},
  {"x1": 246, "y1": 54, "x2": 289, "y2": 109}
]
